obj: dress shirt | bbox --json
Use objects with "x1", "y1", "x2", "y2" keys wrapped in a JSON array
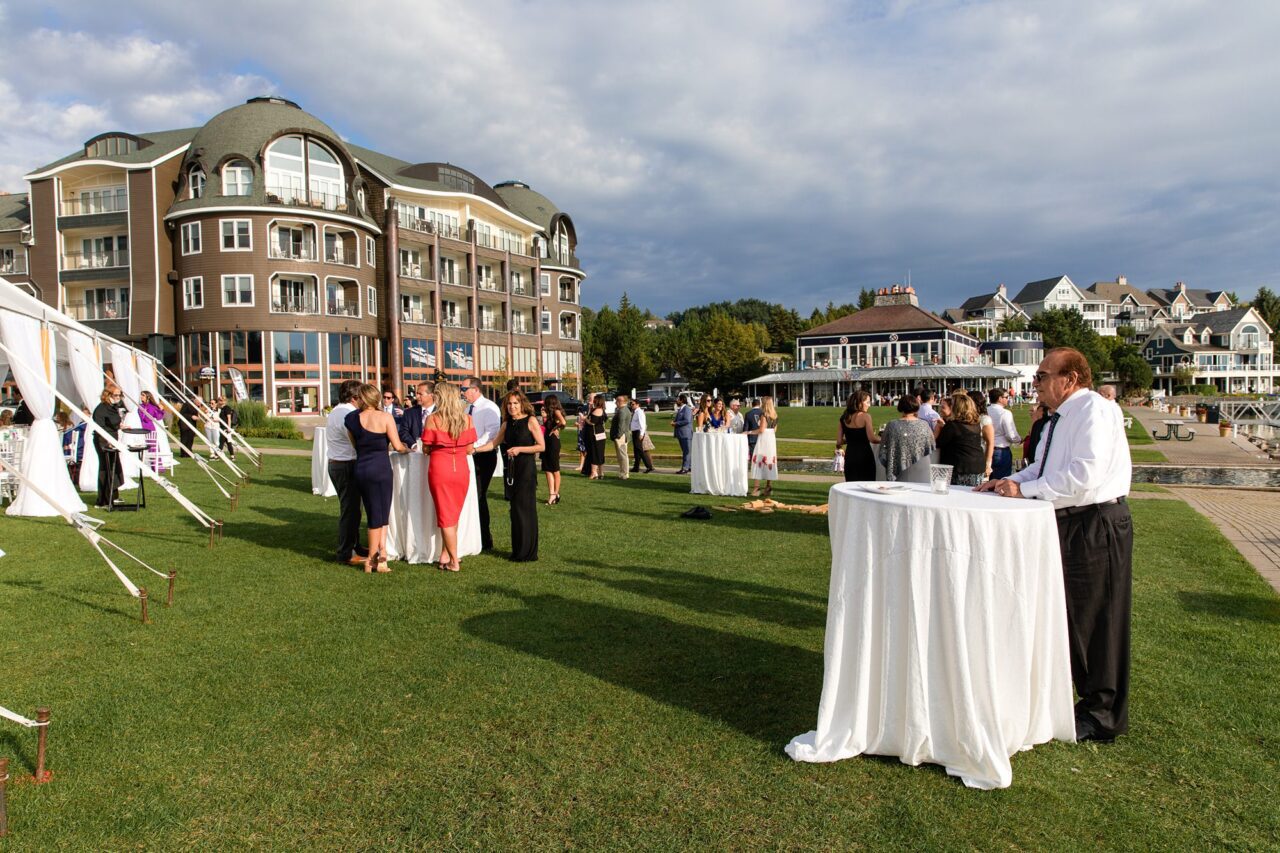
[
  {"x1": 917, "y1": 402, "x2": 941, "y2": 431},
  {"x1": 468, "y1": 396, "x2": 502, "y2": 447},
  {"x1": 728, "y1": 412, "x2": 745, "y2": 433},
  {"x1": 1009, "y1": 388, "x2": 1130, "y2": 509},
  {"x1": 631, "y1": 407, "x2": 648, "y2": 435},
  {"x1": 326, "y1": 402, "x2": 358, "y2": 461},
  {"x1": 987, "y1": 403, "x2": 1021, "y2": 448}
]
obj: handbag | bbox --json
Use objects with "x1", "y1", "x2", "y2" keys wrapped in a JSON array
[
  {"x1": 832, "y1": 450, "x2": 845, "y2": 473},
  {"x1": 594, "y1": 431, "x2": 606, "y2": 442},
  {"x1": 641, "y1": 434, "x2": 655, "y2": 452}
]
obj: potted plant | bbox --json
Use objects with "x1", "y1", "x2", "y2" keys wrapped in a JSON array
[
  {"x1": 1196, "y1": 405, "x2": 1208, "y2": 423},
  {"x1": 1219, "y1": 419, "x2": 1232, "y2": 437}
]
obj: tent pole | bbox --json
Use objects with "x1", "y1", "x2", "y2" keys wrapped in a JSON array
[
  {"x1": 139, "y1": 588, "x2": 150, "y2": 625},
  {"x1": 34, "y1": 709, "x2": 50, "y2": 784},
  {"x1": 167, "y1": 570, "x2": 176, "y2": 606},
  {"x1": 0, "y1": 756, "x2": 8, "y2": 837}
]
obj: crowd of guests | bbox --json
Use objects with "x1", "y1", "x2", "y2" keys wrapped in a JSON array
[{"x1": 836, "y1": 385, "x2": 1040, "y2": 484}]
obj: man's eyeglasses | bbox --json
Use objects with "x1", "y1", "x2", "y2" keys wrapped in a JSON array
[
  {"x1": 1032, "y1": 371, "x2": 1059, "y2": 383},
  {"x1": 382, "y1": 395, "x2": 394, "y2": 400}
]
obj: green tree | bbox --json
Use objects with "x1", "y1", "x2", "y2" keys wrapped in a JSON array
[
  {"x1": 1028, "y1": 308, "x2": 1111, "y2": 377},
  {"x1": 612, "y1": 293, "x2": 656, "y2": 392},
  {"x1": 765, "y1": 305, "x2": 803, "y2": 355},
  {"x1": 683, "y1": 311, "x2": 764, "y2": 393},
  {"x1": 999, "y1": 315, "x2": 1029, "y2": 334},
  {"x1": 1114, "y1": 350, "x2": 1153, "y2": 393},
  {"x1": 1248, "y1": 286, "x2": 1280, "y2": 355},
  {"x1": 858, "y1": 288, "x2": 877, "y2": 309}
]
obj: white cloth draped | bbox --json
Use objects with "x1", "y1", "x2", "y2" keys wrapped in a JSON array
[
  {"x1": 0, "y1": 313, "x2": 86, "y2": 516},
  {"x1": 109, "y1": 343, "x2": 141, "y2": 489},
  {"x1": 65, "y1": 330, "x2": 103, "y2": 491},
  {"x1": 786, "y1": 482, "x2": 1075, "y2": 789},
  {"x1": 385, "y1": 452, "x2": 482, "y2": 563},
  {"x1": 311, "y1": 426, "x2": 337, "y2": 497},
  {"x1": 690, "y1": 431, "x2": 749, "y2": 496}
]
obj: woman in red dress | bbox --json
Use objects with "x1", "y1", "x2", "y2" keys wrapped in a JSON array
[{"x1": 420, "y1": 381, "x2": 477, "y2": 572}]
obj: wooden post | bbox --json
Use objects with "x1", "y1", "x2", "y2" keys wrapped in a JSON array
[
  {"x1": 0, "y1": 756, "x2": 9, "y2": 837},
  {"x1": 217, "y1": 521, "x2": 224, "y2": 542},
  {"x1": 208, "y1": 523, "x2": 216, "y2": 548},
  {"x1": 140, "y1": 588, "x2": 150, "y2": 625},
  {"x1": 34, "y1": 708, "x2": 50, "y2": 784},
  {"x1": 167, "y1": 570, "x2": 176, "y2": 607}
]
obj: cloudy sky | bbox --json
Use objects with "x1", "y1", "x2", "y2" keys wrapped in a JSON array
[{"x1": 2, "y1": 1, "x2": 1277, "y2": 314}]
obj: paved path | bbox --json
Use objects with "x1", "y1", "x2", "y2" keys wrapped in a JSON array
[
  {"x1": 1167, "y1": 487, "x2": 1280, "y2": 595},
  {"x1": 1125, "y1": 405, "x2": 1278, "y2": 466}
]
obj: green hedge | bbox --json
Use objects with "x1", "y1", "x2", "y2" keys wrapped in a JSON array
[
  {"x1": 1173, "y1": 385, "x2": 1220, "y2": 396},
  {"x1": 234, "y1": 401, "x2": 303, "y2": 439}
]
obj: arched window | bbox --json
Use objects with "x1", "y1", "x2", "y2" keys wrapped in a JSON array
[
  {"x1": 1240, "y1": 324, "x2": 1261, "y2": 349},
  {"x1": 265, "y1": 135, "x2": 345, "y2": 209},
  {"x1": 223, "y1": 160, "x2": 253, "y2": 196},
  {"x1": 189, "y1": 165, "x2": 206, "y2": 199},
  {"x1": 554, "y1": 222, "x2": 570, "y2": 263},
  {"x1": 307, "y1": 140, "x2": 344, "y2": 208}
]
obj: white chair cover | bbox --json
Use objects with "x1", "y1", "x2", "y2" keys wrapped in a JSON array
[{"x1": 0, "y1": 313, "x2": 86, "y2": 516}]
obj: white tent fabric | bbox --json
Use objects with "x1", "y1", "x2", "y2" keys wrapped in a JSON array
[
  {"x1": 66, "y1": 329, "x2": 103, "y2": 491},
  {"x1": 109, "y1": 343, "x2": 142, "y2": 489},
  {"x1": 0, "y1": 312, "x2": 86, "y2": 516}
]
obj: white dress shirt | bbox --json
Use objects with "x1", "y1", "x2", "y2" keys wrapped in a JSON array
[
  {"x1": 1009, "y1": 388, "x2": 1131, "y2": 509},
  {"x1": 728, "y1": 411, "x2": 745, "y2": 433},
  {"x1": 631, "y1": 407, "x2": 648, "y2": 435},
  {"x1": 917, "y1": 402, "x2": 941, "y2": 431},
  {"x1": 468, "y1": 396, "x2": 502, "y2": 447},
  {"x1": 326, "y1": 402, "x2": 357, "y2": 462},
  {"x1": 987, "y1": 403, "x2": 1021, "y2": 448}
]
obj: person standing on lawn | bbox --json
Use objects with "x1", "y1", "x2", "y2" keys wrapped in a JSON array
[
  {"x1": 629, "y1": 397, "x2": 655, "y2": 474},
  {"x1": 986, "y1": 387, "x2": 1020, "y2": 479},
  {"x1": 326, "y1": 379, "x2": 367, "y2": 566},
  {"x1": 217, "y1": 396, "x2": 239, "y2": 460},
  {"x1": 464, "y1": 377, "x2": 502, "y2": 552},
  {"x1": 673, "y1": 394, "x2": 693, "y2": 474},
  {"x1": 979, "y1": 347, "x2": 1133, "y2": 743},
  {"x1": 743, "y1": 398, "x2": 763, "y2": 463},
  {"x1": 610, "y1": 392, "x2": 633, "y2": 479}
]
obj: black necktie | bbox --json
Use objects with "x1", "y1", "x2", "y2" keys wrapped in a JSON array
[{"x1": 1037, "y1": 413, "x2": 1061, "y2": 477}]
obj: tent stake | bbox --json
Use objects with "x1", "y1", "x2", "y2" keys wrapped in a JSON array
[
  {"x1": 167, "y1": 570, "x2": 176, "y2": 607},
  {"x1": 0, "y1": 756, "x2": 9, "y2": 837},
  {"x1": 140, "y1": 588, "x2": 150, "y2": 625},
  {"x1": 34, "y1": 709, "x2": 50, "y2": 784}
]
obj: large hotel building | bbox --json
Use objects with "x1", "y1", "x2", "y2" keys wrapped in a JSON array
[{"x1": 0, "y1": 96, "x2": 584, "y2": 413}]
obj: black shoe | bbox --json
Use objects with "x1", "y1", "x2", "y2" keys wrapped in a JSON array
[
  {"x1": 1075, "y1": 713, "x2": 1116, "y2": 743},
  {"x1": 354, "y1": 546, "x2": 369, "y2": 558},
  {"x1": 645, "y1": 468, "x2": 656, "y2": 474}
]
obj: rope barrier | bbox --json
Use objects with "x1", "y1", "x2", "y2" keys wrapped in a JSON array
[{"x1": 0, "y1": 707, "x2": 47, "y2": 728}]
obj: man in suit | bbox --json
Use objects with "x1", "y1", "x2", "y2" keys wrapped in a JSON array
[
  {"x1": 178, "y1": 393, "x2": 200, "y2": 458},
  {"x1": 673, "y1": 393, "x2": 693, "y2": 474},
  {"x1": 464, "y1": 376, "x2": 502, "y2": 551},
  {"x1": 610, "y1": 392, "x2": 633, "y2": 479},
  {"x1": 217, "y1": 396, "x2": 238, "y2": 460},
  {"x1": 743, "y1": 398, "x2": 763, "y2": 461},
  {"x1": 398, "y1": 381, "x2": 435, "y2": 448}
]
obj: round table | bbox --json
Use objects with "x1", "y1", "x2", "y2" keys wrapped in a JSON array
[
  {"x1": 690, "y1": 431, "x2": 749, "y2": 496},
  {"x1": 786, "y1": 482, "x2": 1075, "y2": 789}
]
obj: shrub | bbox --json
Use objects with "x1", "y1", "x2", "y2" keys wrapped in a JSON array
[
  {"x1": 233, "y1": 401, "x2": 302, "y2": 439},
  {"x1": 1173, "y1": 384, "x2": 1220, "y2": 397}
]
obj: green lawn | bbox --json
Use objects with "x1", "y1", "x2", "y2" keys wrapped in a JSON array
[{"x1": 2, "y1": 457, "x2": 1273, "y2": 848}]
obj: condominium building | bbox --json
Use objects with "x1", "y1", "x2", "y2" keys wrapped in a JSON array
[
  {"x1": 6, "y1": 96, "x2": 584, "y2": 413},
  {"x1": 1141, "y1": 307, "x2": 1277, "y2": 394}
]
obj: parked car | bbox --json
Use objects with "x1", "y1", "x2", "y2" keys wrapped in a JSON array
[
  {"x1": 527, "y1": 390, "x2": 584, "y2": 416},
  {"x1": 636, "y1": 390, "x2": 676, "y2": 411}
]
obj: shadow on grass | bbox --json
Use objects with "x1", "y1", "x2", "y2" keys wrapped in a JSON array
[
  {"x1": 1178, "y1": 590, "x2": 1280, "y2": 623},
  {"x1": 591, "y1": 504, "x2": 828, "y2": 536},
  {"x1": 462, "y1": 589, "x2": 821, "y2": 745},
  {"x1": 561, "y1": 559, "x2": 827, "y2": 628},
  {"x1": 0, "y1": 578, "x2": 138, "y2": 622}
]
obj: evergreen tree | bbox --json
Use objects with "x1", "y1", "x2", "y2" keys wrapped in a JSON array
[
  {"x1": 613, "y1": 293, "x2": 656, "y2": 392},
  {"x1": 858, "y1": 288, "x2": 877, "y2": 309},
  {"x1": 683, "y1": 311, "x2": 764, "y2": 392},
  {"x1": 1028, "y1": 308, "x2": 1111, "y2": 377}
]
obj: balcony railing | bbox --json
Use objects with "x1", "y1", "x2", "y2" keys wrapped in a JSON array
[
  {"x1": 439, "y1": 271, "x2": 468, "y2": 287},
  {"x1": 325, "y1": 246, "x2": 357, "y2": 266},
  {"x1": 477, "y1": 317, "x2": 506, "y2": 332},
  {"x1": 0, "y1": 257, "x2": 26, "y2": 275},
  {"x1": 66, "y1": 301, "x2": 128, "y2": 321},
  {"x1": 268, "y1": 243, "x2": 317, "y2": 261},
  {"x1": 558, "y1": 289, "x2": 576, "y2": 303},
  {"x1": 441, "y1": 317, "x2": 469, "y2": 329},
  {"x1": 63, "y1": 250, "x2": 129, "y2": 270},
  {"x1": 60, "y1": 195, "x2": 128, "y2": 216},
  {"x1": 401, "y1": 309, "x2": 432, "y2": 325},
  {"x1": 510, "y1": 284, "x2": 532, "y2": 297},
  {"x1": 436, "y1": 222, "x2": 462, "y2": 240},
  {"x1": 476, "y1": 277, "x2": 504, "y2": 293},
  {"x1": 399, "y1": 263, "x2": 425, "y2": 279},
  {"x1": 473, "y1": 230, "x2": 499, "y2": 249},
  {"x1": 512, "y1": 321, "x2": 535, "y2": 336},
  {"x1": 327, "y1": 301, "x2": 360, "y2": 317},
  {"x1": 559, "y1": 327, "x2": 579, "y2": 340},
  {"x1": 271, "y1": 297, "x2": 320, "y2": 315},
  {"x1": 266, "y1": 185, "x2": 350, "y2": 213},
  {"x1": 395, "y1": 207, "x2": 436, "y2": 235}
]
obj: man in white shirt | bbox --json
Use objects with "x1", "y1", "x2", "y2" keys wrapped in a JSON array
[
  {"x1": 628, "y1": 398, "x2": 655, "y2": 474},
  {"x1": 986, "y1": 388, "x2": 1021, "y2": 479},
  {"x1": 980, "y1": 348, "x2": 1133, "y2": 743},
  {"x1": 916, "y1": 388, "x2": 942, "y2": 436},
  {"x1": 463, "y1": 376, "x2": 502, "y2": 551},
  {"x1": 326, "y1": 379, "x2": 366, "y2": 565},
  {"x1": 727, "y1": 398, "x2": 746, "y2": 434}
]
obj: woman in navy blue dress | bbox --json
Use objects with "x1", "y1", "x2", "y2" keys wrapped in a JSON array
[{"x1": 345, "y1": 383, "x2": 409, "y2": 572}]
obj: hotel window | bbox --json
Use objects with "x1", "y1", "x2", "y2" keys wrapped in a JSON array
[
  {"x1": 441, "y1": 299, "x2": 461, "y2": 327},
  {"x1": 401, "y1": 293, "x2": 426, "y2": 324},
  {"x1": 272, "y1": 223, "x2": 314, "y2": 260},
  {"x1": 477, "y1": 264, "x2": 496, "y2": 289},
  {"x1": 189, "y1": 166, "x2": 205, "y2": 199},
  {"x1": 439, "y1": 256, "x2": 458, "y2": 285},
  {"x1": 272, "y1": 276, "x2": 319, "y2": 314},
  {"x1": 510, "y1": 271, "x2": 524, "y2": 294},
  {"x1": 221, "y1": 219, "x2": 252, "y2": 251},
  {"x1": 399, "y1": 248, "x2": 422, "y2": 278},
  {"x1": 428, "y1": 210, "x2": 459, "y2": 239},
  {"x1": 366, "y1": 236, "x2": 376, "y2": 267},
  {"x1": 77, "y1": 187, "x2": 128, "y2": 214},
  {"x1": 540, "y1": 272, "x2": 550, "y2": 296},
  {"x1": 266, "y1": 135, "x2": 305, "y2": 202},
  {"x1": 367, "y1": 286, "x2": 377, "y2": 317},
  {"x1": 541, "y1": 309, "x2": 551, "y2": 334},
  {"x1": 222, "y1": 160, "x2": 253, "y2": 196},
  {"x1": 183, "y1": 276, "x2": 203, "y2": 309},
  {"x1": 307, "y1": 140, "x2": 345, "y2": 209},
  {"x1": 222, "y1": 274, "x2": 254, "y2": 306},
  {"x1": 180, "y1": 222, "x2": 201, "y2": 255},
  {"x1": 475, "y1": 222, "x2": 492, "y2": 247},
  {"x1": 500, "y1": 229, "x2": 523, "y2": 254},
  {"x1": 220, "y1": 331, "x2": 265, "y2": 401}
]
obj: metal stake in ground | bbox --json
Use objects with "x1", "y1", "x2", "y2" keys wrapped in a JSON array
[
  {"x1": 0, "y1": 756, "x2": 9, "y2": 837},
  {"x1": 140, "y1": 588, "x2": 150, "y2": 625},
  {"x1": 167, "y1": 570, "x2": 176, "y2": 607},
  {"x1": 34, "y1": 709, "x2": 50, "y2": 784}
]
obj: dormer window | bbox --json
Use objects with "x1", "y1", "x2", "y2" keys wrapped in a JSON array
[
  {"x1": 85, "y1": 134, "x2": 141, "y2": 158},
  {"x1": 189, "y1": 166, "x2": 206, "y2": 199},
  {"x1": 223, "y1": 160, "x2": 253, "y2": 196}
]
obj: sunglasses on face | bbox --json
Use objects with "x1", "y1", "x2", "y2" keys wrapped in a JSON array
[{"x1": 1032, "y1": 372, "x2": 1057, "y2": 383}]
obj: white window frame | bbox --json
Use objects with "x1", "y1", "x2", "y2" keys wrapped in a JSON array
[
  {"x1": 439, "y1": 256, "x2": 458, "y2": 285},
  {"x1": 189, "y1": 166, "x2": 205, "y2": 199},
  {"x1": 541, "y1": 309, "x2": 551, "y2": 334},
  {"x1": 182, "y1": 276, "x2": 203, "y2": 309},
  {"x1": 540, "y1": 272, "x2": 551, "y2": 296},
  {"x1": 559, "y1": 311, "x2": 579, "y2": 339},
  {"x1": 367, "y1": 285, "x2": 377, "y2": 317},
  {"x1": 180, "y1": 222, "x2": 201, "y2": 256},
  {"x1": 366, "y1": 236, "x2": 376, "y2": 267},
  {"x1": 221, "y1": 274, "x2": 255, "y2": 307},
  {"x1": 220, "y1": 219, "x2": 253, "y2": 252},
  {"x1": 222, "y1": 160, "x2": 253, "y2": 196}
]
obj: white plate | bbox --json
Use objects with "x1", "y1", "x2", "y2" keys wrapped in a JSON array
[{"x1": 856, "y1": 483, "x2": 910, "y2": 494}]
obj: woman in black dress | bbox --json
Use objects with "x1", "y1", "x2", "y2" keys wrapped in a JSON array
[
  {"x1": 836, "y1": 390, "x2": 879, "y2": 482},
  {"x1": 936, "y1": 391, "x2": 987, "y2": 486},
  {"x1": 541, "y1": 395, "x2": 566, "y2": 504},
  {"x1": 496, "y1": 391, "x2": 545, "y2": 562},
  {"x1": 345, "y1": 383, "x2": 409, "y2": 573},
  {"x1": 91, "y1": 385, "x2": 125, "y2": 507},
  {"x1": 581, "y1": 394, "x2": 607, "y2": 479}
]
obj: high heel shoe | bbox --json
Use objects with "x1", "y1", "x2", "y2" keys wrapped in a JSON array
[{"x1": 375, "y1": 554, "x2": 392, "y2": 573}]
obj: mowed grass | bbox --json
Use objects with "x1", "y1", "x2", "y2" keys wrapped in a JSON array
[{"x1": 1, "y1": 455, "x2": 1277, "y2": 848}]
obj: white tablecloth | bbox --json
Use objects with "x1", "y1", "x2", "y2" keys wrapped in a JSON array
[
  {"x1": 385, "y1": 452, "x2": 482, "y2": 563},
  {"x1": 787, "y1": 482, "x2": 1074, "y2": 789},
  {"x1": 311, "y1": 426, "x2": 337, "y2": 497},
  {"x1": 690, "y1": 431, "x2": 749, "y2": 496}
]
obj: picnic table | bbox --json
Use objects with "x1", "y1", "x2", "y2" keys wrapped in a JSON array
[{"x1": 1154, "y1": 420, "x2": 1196, "y2": 441}]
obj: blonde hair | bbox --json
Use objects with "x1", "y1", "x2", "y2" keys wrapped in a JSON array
[
  {"x1": 355, "y1": 383, "x2": 380, "y2": 411},
  {"x1": 761, "y1": 395, "x2": 778, "y2": 423},
  {"x1": 432, "y1": 381, "x2": 467, "y2": 439},
  {"x1": 949, "y1": 390, "x2": 979, "y2": 424}
]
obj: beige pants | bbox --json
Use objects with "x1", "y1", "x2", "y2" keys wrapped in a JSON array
[{"x1": 614, "y1": 438, "x2": 630, "y2": 478}]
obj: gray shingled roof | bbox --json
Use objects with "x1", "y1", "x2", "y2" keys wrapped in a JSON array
[
  {"x1": 1087, "y1": 281, "x2": 1160, "y2": 307},
  {"x1": 958, "y1": 292, "x2": 1001, "y2": 312},
  {"x1": 493, "y1": 181, "x2": 560, "y2": 231},
  {"x1": 1012, "y1": 276, "x2": 1072, "y2": 304},
  {"x1": 0, "y1": 193, "x2": 29, "y2": 231},
  {"x1": 1146, "y1": 286, "x2": 1228, "y2": 309},
  {"x1": 1189, "y1": 307, "x2": 1255, "y2": 333},
  {"x1": 30, "y1": 127, "x2": 198, "y2": 174},
  {"x1": 803, "y1": 303, "x2": 971, "y2": 337}
]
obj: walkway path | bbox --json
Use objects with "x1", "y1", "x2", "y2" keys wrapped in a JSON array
[
  {"x1": 1167, "y1": 487, "x2": 1280, "y2": 595},
  {"x1": 1125, "y1": 405, "x2": 1279, "y2": 466}
]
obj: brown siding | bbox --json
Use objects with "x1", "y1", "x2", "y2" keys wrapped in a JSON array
[
  {"x1": 152, "y1": 155, "x2": 182, "y2": 335},
  {"x1": 127, "y1": 170, "x2": 157, "y2": 335},
  {"x1": 29, "y1": 179, "x2": 59, "y2": 307}
]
